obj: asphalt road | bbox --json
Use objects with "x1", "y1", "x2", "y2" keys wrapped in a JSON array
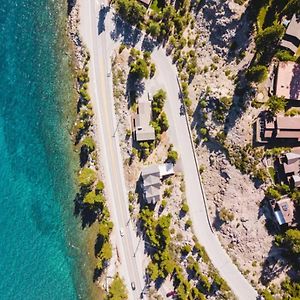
[
  {"x1": 149, "y1": 49, "x2": 258, "y2": 300},
  {"x1": 79, "y1": 0, "x2": 146, "y2": 298},
  {"x1": 79, "y1": 1, "x2": 259, "y2": 299}
]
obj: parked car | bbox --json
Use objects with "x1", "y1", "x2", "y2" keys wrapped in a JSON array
[
  {"x1": 119, "y1": 228, "x2": 124, "y2": 237},
  {"x1": 166, "y1": 291, "x2": 177, "y2": 297}
]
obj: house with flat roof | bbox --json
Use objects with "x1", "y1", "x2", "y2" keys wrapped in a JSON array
[
  {"x1": 132, "y1": 98, "x2": 155, "y2": 142},
  {"x1": 256, "y1": 114, "x2": 300, "y2": 143},
  {"x1": 270, "y1": 196, "x2": 295, "y2": 227},
  {"x1": 141, "y1": 163, "x2": 174, "y2": 204},
  {"x1": 274, "y1": 61, "x2": 300, "y2": 101},
  {"x1": 281, "y1": 14, "x2": 300, "y2": 54}
]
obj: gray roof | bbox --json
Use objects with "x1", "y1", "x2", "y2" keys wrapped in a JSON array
[
  {"x1": 138, "y1": 0, "x2": 151, "y2": 6},
  {"x1": 281, "y1": 14, "x2": 300, "y2": 54},
  {"x1": 281, "y1": 40, "x2": 298, "y2": 53},
  {"x1": 286, "y1": 14, "x2": 300, "y2": 41},
  {"x1": 144, "y1": 184, "x2": 161, "y2": 204},
  {"x1": 134, "y1": 99, "x2": 155, "y2": 142},
  {"x1": 141, "y1": 164, "x2": 175, "y2": 204},
  {"x1": 292, "y1": 174, "x2": 300, "y2": 187},
  {"x1": 286, "y1": 152, "x2": 300, "y2": 164},
  {"x1": 143, "y1": 173, "x2": 161, "y2": 187},
  {"x1": 142, "y1": 164, "x2": 160, "y2": 177}
]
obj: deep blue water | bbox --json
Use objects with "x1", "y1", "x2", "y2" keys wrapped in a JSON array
[{"x1": 0, "y1": 1, "x2": 89, "y2": 299}]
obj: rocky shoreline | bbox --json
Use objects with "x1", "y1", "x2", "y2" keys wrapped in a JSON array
[
  {"x1": 67, "y1": 0, "x2": 85, "y2": 70},
  {"x1": 67, "y1": 2, "x2": 107, "y2": 299}
]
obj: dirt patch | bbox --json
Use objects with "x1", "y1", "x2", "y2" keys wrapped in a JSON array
[{"x1": 187, "y1": 0, "x2": 289, "y2": 291}]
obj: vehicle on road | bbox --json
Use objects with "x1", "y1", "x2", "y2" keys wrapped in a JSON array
[
  {"x1": 131, "y1": 281, "x2": 136, "y2": 290},
  {"x1": 120, "y1": 228, "x2": 124, "y2": 237},
  {"x1": 166, "y1": 291, "x2": 177, "y2": 297},
  {"x1": 179, "y1": 104, "x2": 185, "y2": 115}
]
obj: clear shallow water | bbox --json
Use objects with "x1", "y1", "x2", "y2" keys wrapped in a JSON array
[{"x1": 0, "y1": 1, "x2": 89, "y2": 299}]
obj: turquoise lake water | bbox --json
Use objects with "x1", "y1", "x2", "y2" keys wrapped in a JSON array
[{"x1": 0, "y1": 1, "x2": 90, "y2": 299}]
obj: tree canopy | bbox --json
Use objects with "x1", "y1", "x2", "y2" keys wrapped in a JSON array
[
  {"x1": 267, "y1": 95, "x2": 287, "y2": 114},
  {"x1": 106, "y1": 274, "x2": 128, "y2": 300},
  {"x1": 284, "y1": 229, "x2": 300, "y2": 255},
  {"x1": 78, "y1": 168, "x2": 97, "y2": 187},
  {"x1": 81, "y1": 136, "x2": 96, "y2": 152},
  {"x1": 255, "y1": 24, "x2": 285, "y2": 53},
  {"x1": 246, "y1": 65, "x2": 268, "y2": 83},
  {"x1": 115, "y1": 0, "x2": 145, "y2": 26},
  {"x1": 130, "y1": 58, "x2": 149, "y2": 79}
]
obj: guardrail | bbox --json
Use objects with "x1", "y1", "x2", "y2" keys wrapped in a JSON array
[{"x1": 176, "y1": 76, "x2": 214, "y2": 233}]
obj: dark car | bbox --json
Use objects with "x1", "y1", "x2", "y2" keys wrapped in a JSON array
[
  {"x1": 166, "y1": 291, "x2": 177, "y2": 297},
  {"x1": 131, "y1": 282, "x2": 136, "y2": 290}
]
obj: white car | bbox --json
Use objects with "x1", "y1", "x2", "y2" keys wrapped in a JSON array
[{"x1": 120, "y1": 228, "x2": 124, "y2": 237}]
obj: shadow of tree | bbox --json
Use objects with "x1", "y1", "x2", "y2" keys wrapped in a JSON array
[
  {"x1": 67, "y1": 0, "x2": 76, "y2": 15},
  {"x1": 98, "y1": 6, "x2": 110, "y2": 35},
  {"x1": 125, "y1": 73, "x2": 145, "y2": 108},
  {"x1": 73, "y1": 187, "x2": 99, "y2": 229},
  {"x1": 260, "y1": 244, "x2": 290, "y2": 285},
  {"x1": 197, "y1": 0, "x2": 256, "y2": 63},
  {"x1": 110, "y1": 14, "x2": 142, "y2": 47},
  {"x1": 223, "y1": 74, "x2": 256, "y2": 135},
  {"x1": 80, "y1": 146, "x2": 89, "y2": 167},
  {"x1": 95, "y1": 234, "x2": 105, "y2": 256},
  {"x1": 212, "y1": 209, "x2": 224, "y2": 231}
]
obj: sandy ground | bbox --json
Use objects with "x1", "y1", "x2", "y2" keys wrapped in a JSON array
[{"x1": 185, "y1": 0, "x2": 289, "y2": 291}]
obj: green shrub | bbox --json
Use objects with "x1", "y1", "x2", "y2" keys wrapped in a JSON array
[
  {"x1": 184, "y1": 97, "x2": 192, "y2": 107},
  {"x1": 261, "y1": 289, "x2": 275, "y2": 300},
  {"x1": 181, "y1": 202, "x2": 189, "y2": 213},
  {"x1": 199, "y1": 128, "x2": 207, "y2": 136},
  {"x1": 167, "y1": 149, "x2": 178, "y2": 164},
  {"x1": 181, "y1": 244, "x2": 192, "y2": 255},
  {"x1": 265, "y1": 186, "x2": 281, "y2": 200},
  {"x1": 275, "y1": 50, "x2": 296, "y2": 62},
  {"x1": 150, "y1": 63, "x2": 156, "y2": 78},
  {"x1": 219, "y1": 207, "x2": 234, "y2": 222},
  {"x1": 96, "y1": 180, "x2": 105, "y2": 193},
  {"x1": 253, "y1": 167, "x2": 268, "y2": 182},
  {"x1": 79, "y1": 88, "x2": 91, "y2": 101},
  {"x1": 185, "y1": 219, "x2": 192, "y2": 228},
  {"x1": 161, "y1": 199, "x2": 167, "y2": 209},
  {"x1": 163, "y1": 188, "x2": 172, "y2": 198},
  {"x1": 81, "y1": 136, "x2": 96, "y2": 152},
  {"x1": 118, "y1": 43, "x2": 126, "y2": 53}
]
